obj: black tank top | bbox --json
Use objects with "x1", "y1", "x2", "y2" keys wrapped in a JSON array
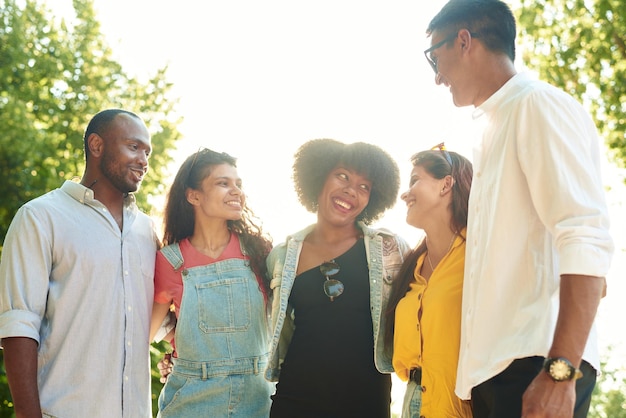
[{"x1": 270, "y1": 239, "x2": 391, "y2": 418}]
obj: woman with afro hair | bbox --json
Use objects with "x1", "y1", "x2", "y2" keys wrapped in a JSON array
[{"x1": 265, "y1": 138, "x2": 410, "y2": 417}]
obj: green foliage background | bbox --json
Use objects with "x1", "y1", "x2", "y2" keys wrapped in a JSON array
[
  {"x1": 588, "y1": 349, "x2": 626, "y2": 418},
  {"x1": 0, "y1": 0, "x2": 182, "y2": 243},
  {"x1": 516, "y1": 0, "x2": 626, "y2": 173}
]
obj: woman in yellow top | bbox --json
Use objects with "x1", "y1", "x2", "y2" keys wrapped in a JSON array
[{"x1": 385, "y1": 145, "x2": 473, "y2": 418}]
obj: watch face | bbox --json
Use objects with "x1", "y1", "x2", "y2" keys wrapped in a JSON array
[{"x1": 550, "y1": 359, "x2": 572, "y2": 380}]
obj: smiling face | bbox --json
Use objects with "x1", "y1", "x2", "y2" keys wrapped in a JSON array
[
  {"x1": 99, "y1": 113, "x2": 152, "y2": 193},
  {"x1": 317, "y1": 166, "x2": 372, "y2": 227},
  {"x1": 401, "y1": 164, "x2": 448, "y2": 229},
  {"x1": 430, "y1": 29, "x2": 479, "y2": 108},
  {"x1": 186, "y1": 163, "x2": 245, "y2": 222}
]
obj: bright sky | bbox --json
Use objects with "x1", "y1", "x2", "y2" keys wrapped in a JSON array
[
  {"x1": 47, "y1": 0, "x2": 625, "y2": 380},
  {"x1": 83, "y1": 0, "x2": 481, "y2": 242}
]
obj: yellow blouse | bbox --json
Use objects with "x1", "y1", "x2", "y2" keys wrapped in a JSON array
[{"x1": 393, "y1": 233, "x2": 472, "y2": 418}]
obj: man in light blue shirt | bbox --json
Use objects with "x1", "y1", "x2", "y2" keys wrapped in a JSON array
[{"x1": 0, "y1": 109, "x2": 158, "y2": 417}]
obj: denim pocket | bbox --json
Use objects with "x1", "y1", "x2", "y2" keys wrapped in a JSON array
[
  {"x1": 158, "y1": 373, "x2": 192, "y2": 416},
  {"x1": 196, "y1": 277, "x2": 251, "y2": 333}
]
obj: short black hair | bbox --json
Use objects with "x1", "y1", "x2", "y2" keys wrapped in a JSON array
[
  {"x1": 427, "y1": 0, "x2": 517, "y2": 62},
  {"x1": 83, "y1": 109, "x2": 141, "y2": 158},
  {"x1": 292, "y1": 138, "x2": 400, "y2": 224}
]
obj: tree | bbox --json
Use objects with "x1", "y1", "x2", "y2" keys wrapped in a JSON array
[
  {"x1": 0, "y1": 0, "x2": 182, "y2": 245},
  {"x1": 0, "y1": 0, "x2": 181, "y2": 415},
  {"x1": 516, "y1": 0, "x2": 626, "y2": 172},
  {"x1": 589, "y1": 349, "x2": 626, "y2": 418}
]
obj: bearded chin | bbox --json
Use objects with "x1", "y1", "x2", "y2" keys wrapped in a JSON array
[{"x1": 100, "y1": 154, "x2": 139, "y2": 194}]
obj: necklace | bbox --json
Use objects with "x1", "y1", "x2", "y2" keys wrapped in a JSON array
[{"x1": 426, "y1": 233, "x2": 457, "y2": 272}]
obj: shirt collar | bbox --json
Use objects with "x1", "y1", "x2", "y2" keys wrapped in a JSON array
[
  {"x1": 61, "y1": 179, "x2": 137, "y2": 211},
  {"x1": 473, "y1": 72, "x2": 534, "y2": 119}
]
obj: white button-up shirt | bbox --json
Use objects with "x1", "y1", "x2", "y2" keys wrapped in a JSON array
[
  {"x1": 0, "y1": 180, "x2": 157, "y2": 417},
  {"x1": 456, "y1": 72, "x2": 614, "y2": 399}
]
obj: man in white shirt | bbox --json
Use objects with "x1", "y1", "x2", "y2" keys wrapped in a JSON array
[
  {"x1": 0, "y1": 109, "x2": 158, "y2": 417},
  {"x1": 425, "y1": 1, "x2": 614, "y2": 417}
]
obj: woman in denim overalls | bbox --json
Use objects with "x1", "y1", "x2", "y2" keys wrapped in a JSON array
[{"x1": 149, "y1": 149, "x2": 273, "y2": 417}]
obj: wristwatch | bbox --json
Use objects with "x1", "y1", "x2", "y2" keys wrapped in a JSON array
[{"x1": 543, "y1": 357, "x2": 583, "y2": 382}]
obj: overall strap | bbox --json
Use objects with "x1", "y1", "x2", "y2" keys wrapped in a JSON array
[{"x1": 160, "y1": 242, "x2": 185, "y2": 271}]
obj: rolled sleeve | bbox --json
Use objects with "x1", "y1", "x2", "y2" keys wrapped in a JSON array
[
  {"x1": 518, "y1": 88, "x2": 614, "y2": 278},
  {"x1": 0, "y1": 206, "x2": 51, "y2": 344},
  {"x1": 558, "y1": 236, "x2": 613, "y2": 277},
  {"x1": 0, "y1": 310, "x2": 42, "y2": 346}
]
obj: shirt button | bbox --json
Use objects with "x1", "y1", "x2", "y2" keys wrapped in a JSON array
[
  {"x1": 421, "y1": 385, "x2": 427, "y2": 392},
  {"x1": 128, "y1": 306, "x2": 132, "y2": 311}
]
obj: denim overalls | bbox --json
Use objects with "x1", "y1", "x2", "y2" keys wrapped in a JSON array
[{"x1": 157, "y1": 242, "x2": 272, "y2": 418}]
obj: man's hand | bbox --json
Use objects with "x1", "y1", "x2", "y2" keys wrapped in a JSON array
[{"x1": 521, "y1": 372, "x2": 575, "y2": 418}]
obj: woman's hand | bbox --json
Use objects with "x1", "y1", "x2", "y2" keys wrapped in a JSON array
[{"x1": 157, "y1": 353, "x2": 173, "y2": 383}]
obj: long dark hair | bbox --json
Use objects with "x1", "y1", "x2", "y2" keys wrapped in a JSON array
[
  {"x1": 162, "y1": 148, "x2": 272, "y2": 300},
  {"x1": 383, "y1": 149, "x2": 473, "y2": 352}
]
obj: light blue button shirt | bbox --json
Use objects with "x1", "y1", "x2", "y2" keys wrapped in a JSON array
[{"x1": 0, "y1": 180, "x2": 157, "y2": 417}]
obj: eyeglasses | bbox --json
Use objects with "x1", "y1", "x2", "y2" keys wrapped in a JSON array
[
  {"x1": 320, "y1": 260, "x2": 343, "y2": 302},
  {"x1": 424, "y1": 32, "x2": 480, "y2": 74},
  {"x1": 431, "y1": 142, "x2": 453, "y2": 167}
]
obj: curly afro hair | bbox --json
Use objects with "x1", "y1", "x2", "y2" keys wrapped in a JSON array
[{"x1": 292, "y1": 138, "x2": 400, "y2": 224}]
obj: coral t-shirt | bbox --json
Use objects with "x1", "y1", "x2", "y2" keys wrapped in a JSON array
[{"x1": 154, "y1": 233, "x2": 246, "y2": 317}]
